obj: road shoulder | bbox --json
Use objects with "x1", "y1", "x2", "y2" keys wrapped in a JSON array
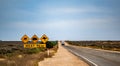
[{"x1": 38, "y1": 42, "x2": 89, "y2": 66}]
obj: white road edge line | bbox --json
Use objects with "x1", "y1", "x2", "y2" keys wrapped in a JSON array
[{"x1": 67, "y1": 48, "x2": 98, "y2": 66}]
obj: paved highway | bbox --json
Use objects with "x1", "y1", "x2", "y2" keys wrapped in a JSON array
[{"x1": 63, "y1": 44, "x2": 120, "y2": 66}]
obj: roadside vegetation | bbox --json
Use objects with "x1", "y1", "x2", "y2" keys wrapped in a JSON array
[
  {"x1": 66, "y1": 41, "x2": 120, "y2": 51},
  {"x1": 0, "y1": 41, "x2": 58, "y2": 66}
]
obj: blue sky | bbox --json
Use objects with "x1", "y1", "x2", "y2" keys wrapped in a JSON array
[{"x1": 0, "y1": 0, "x2": 120, "y2": 41}]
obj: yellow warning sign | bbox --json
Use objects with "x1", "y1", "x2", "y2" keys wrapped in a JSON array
[
  {"x1": 21, "y1": 34, "x2": 49, "y2": 48},
  {"x1": 21, "y1": 34, "x2": 29, "y2": 43},
  {"x1": 40, "y1": 34, "x2": 49, "y2": 43},
  {"x1": 31, "y1": 34, "x2": 39, "y2": 43}
]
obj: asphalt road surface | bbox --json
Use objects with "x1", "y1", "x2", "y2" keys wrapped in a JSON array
[{"x1": 64, "y1": 43, "x2": 120, "y2": 66}]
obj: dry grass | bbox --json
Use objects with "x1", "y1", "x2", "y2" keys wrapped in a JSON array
[
  {"x1": 0, "y1": 41, "x2": 58, "y2": 66},
  {"x1": 66, "y1": 41, "x2": 120, "y2": 51}
]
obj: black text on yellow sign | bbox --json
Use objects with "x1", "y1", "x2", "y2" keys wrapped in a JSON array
[{"x1": 24, "y1": 44, "x2": 46, "y2": 48}]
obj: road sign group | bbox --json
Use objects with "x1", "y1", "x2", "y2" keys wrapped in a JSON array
[{"x1": 21, "y1": 34, "x2": 49, "y2": 48}]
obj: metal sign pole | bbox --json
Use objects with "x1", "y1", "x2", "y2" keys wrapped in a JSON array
[{"x1": 47, "y1": 49, "x2": 50, "y2": 56}]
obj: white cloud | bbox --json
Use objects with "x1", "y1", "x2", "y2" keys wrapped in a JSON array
[
  {"x1": 6, "y1": 17, "x2": 117, "y2": 31},
  {"x1": 41, "y1": 6, "x2": 112, "y2": 15},
  {"x1": 9, "y1": 21, "x2": 72, "y2": 30}
]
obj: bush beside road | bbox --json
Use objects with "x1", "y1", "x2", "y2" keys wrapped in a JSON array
[
  {"x1": 0, "y1": 41, "x2": 58, "y2": 66},
  {"x1": 66, "y1": 41, "x2": 120, "y2": 51}
]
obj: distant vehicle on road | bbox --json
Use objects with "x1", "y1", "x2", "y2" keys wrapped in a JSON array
[{"x1": 61, "y1": 41, "x2": 65, "y2": 45}]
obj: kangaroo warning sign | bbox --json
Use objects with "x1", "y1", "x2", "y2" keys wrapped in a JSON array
[{"x1": 40, "y1": 34, "x2": 49, "y2": 44}]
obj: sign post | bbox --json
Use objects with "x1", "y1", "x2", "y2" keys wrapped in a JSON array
[{"x1": 40, "y1": 34, "x2": 50, "y2": 56}]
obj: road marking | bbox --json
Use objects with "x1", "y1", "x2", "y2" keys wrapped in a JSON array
[{"x1": 67, "y1": 48, "x2": 98, "y2": 66}]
